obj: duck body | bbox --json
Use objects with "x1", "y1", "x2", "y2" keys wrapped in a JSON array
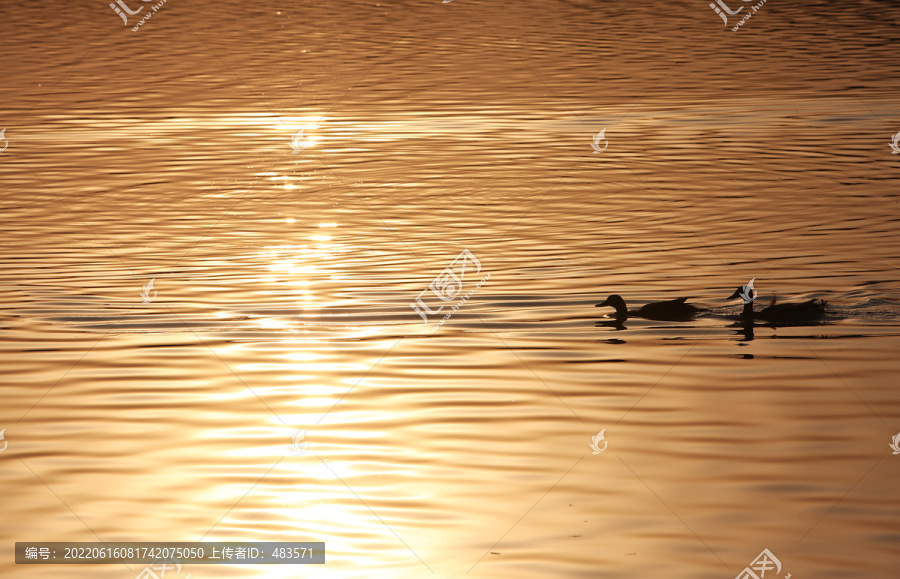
[
  {"x1": 596, "y1": 294, "x2": 703, "y2": 321},
  {"x1": 727, "y1": 281, "x2": 826, "y2": 324},
  {"x1": 737, "y1": 298, "x2": 827, "y2": 323}
]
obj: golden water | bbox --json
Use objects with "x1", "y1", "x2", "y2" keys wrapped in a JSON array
[{"x1": 2, "y1": 1, "x2": 900, "y2": 577}]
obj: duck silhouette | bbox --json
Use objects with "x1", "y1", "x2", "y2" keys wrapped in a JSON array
[
  {"x1": 726, "y1": 278, "x2": 826, "y2": 323},
  {"x1": 596, "y1": 294, "x2": 703, "y2": 322}
]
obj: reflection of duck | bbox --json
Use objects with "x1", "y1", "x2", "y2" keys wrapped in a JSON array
[
  {"x1": 727, "y1": 279, "x2": 826, "y2": 323},
  {"x1": 595, "y1": 317, "x2": 627, "y2": 330},
  {"x1": 596, "y1": 294, "x2": 703, "y2": 321}
]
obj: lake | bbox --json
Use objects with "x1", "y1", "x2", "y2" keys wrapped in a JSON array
[{"x1": 1, "y1": 0, "x2": 899, "y2": 577}]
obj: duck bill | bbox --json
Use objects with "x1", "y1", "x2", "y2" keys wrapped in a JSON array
[
  {"x1": 726, "y1": 288, "x2": 743, "y2": 300},
  {"x1": 596, "y1": 300, "x2": 609, "y2": 307}
]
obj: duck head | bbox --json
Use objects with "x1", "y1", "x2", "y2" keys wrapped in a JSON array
[{"x1": 596, "y1": 294, "x2": 628, "y2": 319}]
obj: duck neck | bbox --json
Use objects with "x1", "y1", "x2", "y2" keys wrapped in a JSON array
[
  {"x1": 612, "y1": 303, "x2": 629, "y2": 321},
  {"x1": 740, "y1": 301, "x2": 755, "y2": 318}
]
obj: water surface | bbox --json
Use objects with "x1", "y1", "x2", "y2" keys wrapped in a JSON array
[{"x1": 2, "y1": 1, "x2": 900, "y2": 578}]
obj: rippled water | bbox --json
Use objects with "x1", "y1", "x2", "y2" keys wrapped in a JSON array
[{"x1": 2, "y1": 0, "x2": 900, "y2": 577}]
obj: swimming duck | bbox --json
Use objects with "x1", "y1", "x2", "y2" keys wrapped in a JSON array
[
  {"x1": 727, "y1": 278, "x2": 826, "y2": 323},
  {"x1": 596, "y1": 294, "x2": 703, "y2": 321}
]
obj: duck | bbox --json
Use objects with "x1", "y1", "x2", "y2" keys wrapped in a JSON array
[
  {"x1": 727, "y1": 278, "x2": 826, "y2": 323},
  {"x1": 596, "y1": 294, "x2": 704, "y2": 321}
]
